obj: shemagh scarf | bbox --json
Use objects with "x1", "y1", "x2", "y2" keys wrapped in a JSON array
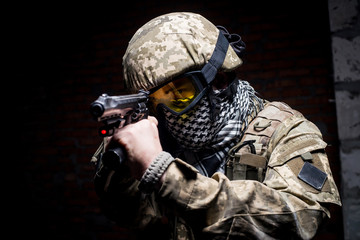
[{"x1": 163, "y1": 79, "x2": 263, "y2": 177}]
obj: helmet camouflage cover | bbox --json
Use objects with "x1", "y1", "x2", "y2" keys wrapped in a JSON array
[{"x1": 123, "y1": 12, "x2": 243, "y2": 92}]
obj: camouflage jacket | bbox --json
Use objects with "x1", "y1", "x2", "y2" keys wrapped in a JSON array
[{"x1": 94, "y1": 101, "x2": 341, "y2": 239}]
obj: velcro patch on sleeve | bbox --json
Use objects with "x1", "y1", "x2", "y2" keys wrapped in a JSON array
[{"x1": 298, "y1": 162, "x2": 327, "y2": 191}]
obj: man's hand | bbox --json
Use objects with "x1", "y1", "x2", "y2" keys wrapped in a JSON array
[{"x1": 106, "y1": 116, "x2": 163, "y2": 180}]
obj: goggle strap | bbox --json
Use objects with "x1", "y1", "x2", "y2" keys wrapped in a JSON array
[{"x1": 201, "y1": 31, "x2": 229, "y2": 85}]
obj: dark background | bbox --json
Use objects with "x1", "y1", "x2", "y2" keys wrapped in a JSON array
[{"x1": 11, "y1": 1, "x2": 343, "y2": 239}]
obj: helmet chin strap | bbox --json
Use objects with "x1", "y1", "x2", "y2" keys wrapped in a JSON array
[
  {"x1": 197, "y1": 26, "x2": 246, "y2": 121},
  {"x1": 200, "y1": 29, "x2": 235, "y2": 121},
  {"x1": 208, "y1": 78, "x2": 239, "y2": 121}
]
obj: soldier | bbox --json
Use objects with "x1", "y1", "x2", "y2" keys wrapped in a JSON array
[{"x1": 93, "y1": 12, "x2": 341, "y2": 239}]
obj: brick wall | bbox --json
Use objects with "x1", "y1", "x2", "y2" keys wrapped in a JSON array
[
  {"x1": 328, "y1": 0, "x2": 360, "y2": 239},
  {"x1": 14, "y1": 1, "x2": 343, "y2": 239}
]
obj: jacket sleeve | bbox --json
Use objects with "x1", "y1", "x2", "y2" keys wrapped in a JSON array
[
  {"x1": 94, "y1": 164, "x2": 162, "y2": 230},
  {"x1": 157, "y1": 116, "x2": 341, "y2": 239}
]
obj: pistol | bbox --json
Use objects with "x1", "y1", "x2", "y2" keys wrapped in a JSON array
[{"x1": 90, "y1": 90, "x2": 149, "y2": 169}]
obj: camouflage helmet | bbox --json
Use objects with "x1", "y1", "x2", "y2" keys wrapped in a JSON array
[{"x1": 123, "y1": 12, "x2": 244, "y2": 92}]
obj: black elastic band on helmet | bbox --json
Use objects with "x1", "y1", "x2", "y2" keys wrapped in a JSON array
[
  {"x1": 201, "y1": 31, "x2": 229, "y2": 85},
  {"x1": 200, "y1": 27, "x2": 245, "y2": 122},
  {"x1": 200, "y1": 30, "x2": 231, "y2": 121},
  {"x1": 200, "y1": 26, "x2": 246, "y2": 85}
]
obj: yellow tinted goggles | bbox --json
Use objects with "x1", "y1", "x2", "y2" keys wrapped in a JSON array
[{"x1": 149, "y1": 71, "x2": 207, "y2": 115}]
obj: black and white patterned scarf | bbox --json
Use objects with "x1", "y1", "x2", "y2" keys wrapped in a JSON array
[{"x1": 163, "y1": 79, "x2": 263, "y2": 177}]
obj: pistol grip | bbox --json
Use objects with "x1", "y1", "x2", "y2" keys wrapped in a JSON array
[{"x1": 102, "y1": 146, "x2": 126, "y2": 170}]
